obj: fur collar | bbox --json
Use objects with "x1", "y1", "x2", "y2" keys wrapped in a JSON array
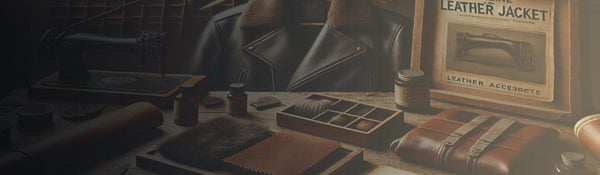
[{"x1": 239, "y1": 0, "x2": 374, "y2": 30}]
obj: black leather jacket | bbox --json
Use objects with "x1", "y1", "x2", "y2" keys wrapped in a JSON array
[{"x1": 189, "y1": 0, "x2": 413, "y2": 92}]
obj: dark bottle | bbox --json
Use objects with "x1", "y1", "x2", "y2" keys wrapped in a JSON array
[
  {"x1": 227, "y1": 83, "x2": 248, "y2": 117},
  {"x1": 394, "y1": 69, "x2": 430, "y2": 112},
  {"x1": 174, "y1": 83, "x2": 199, "y2": 126},
  {"x1": 552, "y1": 152, "x2": 594, "y2": 175}
]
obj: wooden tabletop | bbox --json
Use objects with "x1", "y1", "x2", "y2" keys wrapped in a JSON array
[{"x1": 3, "y1": 91, "x2": 598, "y2": 174}]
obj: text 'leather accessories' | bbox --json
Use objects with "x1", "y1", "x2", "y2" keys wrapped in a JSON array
[
  {"x1": 390, "y1": 109, "x2": 559, "y2": 175},
  {"x1": 574, "y1": 114, "x2": 600, "y2": 159}
]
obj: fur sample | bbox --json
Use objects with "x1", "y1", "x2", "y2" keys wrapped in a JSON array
[
  {"x1": 328, "y1": 0, "x2": 373, "y2": 30},
  {"x1": 239, "y1": 0, "x2": 374, "y2": 30},
  {"x1": 238, "y1": 0, "x2": 284, "y2": 29},
  {"x1": 158, "y1": 117, "x2": 273, "y2": 170}
]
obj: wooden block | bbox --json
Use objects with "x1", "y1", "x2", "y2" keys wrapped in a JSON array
[
  {"x1": 29, "y1": 70, "x2": 208, "y2": 108},
  {"x1": 136, "y1": 145, "x2": 363, "y2": 175}
]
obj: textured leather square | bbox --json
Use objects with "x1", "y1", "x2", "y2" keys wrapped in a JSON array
[{"x1": 223, "y1": 131, "x2": 340, "y2": 175}]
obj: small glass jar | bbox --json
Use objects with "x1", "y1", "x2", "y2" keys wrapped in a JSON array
[
  {"x1": 227, "y1": 83, "x2": 248, "y2": 117},
  {"x1": 174, "y1": 83, "x2": 199, "y2": 126},
  {"x1": 394, "y1": 69, "x2": 430, "y2": 112},
  {"x1": 552, "y1": 152, "x2": 594, "y2": 175}
]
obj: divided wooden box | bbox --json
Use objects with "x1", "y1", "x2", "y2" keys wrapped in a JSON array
[{"x1": 277, "y1": 94, "x2": 405, "y2": 148}]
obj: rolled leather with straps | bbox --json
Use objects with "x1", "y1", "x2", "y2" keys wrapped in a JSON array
[
  {"x1": 574, "y1": 114, "x2": 600, "y2": 158},
  {"x1": 0, "y1": 102, "x2": 163, "y2": 174},
  {"x1": 390, "y1": 109, "x2": 559, "y2": 175}
]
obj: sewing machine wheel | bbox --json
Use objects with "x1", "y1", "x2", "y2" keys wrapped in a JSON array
[{"x1": 38, "y1": 28, "x2": 65, "y2": 60}]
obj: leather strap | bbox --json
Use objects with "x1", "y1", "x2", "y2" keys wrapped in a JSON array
[
  {"x1": 443, "y1": 115, "x2": 492, "y2": 146},
  {"x1": 466, "y1": 118, "x2": 517, "y2": 174},
  {"x1": 438, "y1": 114, "x2": 492, "y2": 168}
]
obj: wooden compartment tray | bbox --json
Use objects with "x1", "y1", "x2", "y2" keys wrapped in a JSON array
[{"x1": 277, "y1": 94, "x2": 405, "y2": 148}]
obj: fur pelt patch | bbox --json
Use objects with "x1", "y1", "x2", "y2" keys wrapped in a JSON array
[
  {"x1": 239, "y1": 0, "x2": 374, "y2": 30},
  {"x1": 238, "y1": 0, "x2": 284, "y2": 29},
  {"x1": 158, "y1": 117, "x2": 273, "y2": 170},
  {"x1": 328, "y1": 0, "x2": 373, "y2": 29}
]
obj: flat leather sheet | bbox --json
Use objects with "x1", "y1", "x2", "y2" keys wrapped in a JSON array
[
  {"x1": 223, "y1": 131, "x2": 340, "y2": 175},
  {"x1": 44, "y1": 71, "x2": 188, "y2": 94}
]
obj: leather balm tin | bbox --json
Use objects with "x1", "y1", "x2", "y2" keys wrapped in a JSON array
[
  {"x1": 16, "y1": 103, "x2": 55, "y2": 130},
  {"x1": 394, "y1": 69, "x2": 430, "y2": 112}
]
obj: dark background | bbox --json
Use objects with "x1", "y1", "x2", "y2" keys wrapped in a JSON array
[
  {"x1": 1, "y1": 0, "x2": 599, "y2": 112},
  {"x1": 0, "y1": 0, "x2": 248, "y2": 97}
]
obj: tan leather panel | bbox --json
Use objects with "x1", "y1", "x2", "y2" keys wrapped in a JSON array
[{"x1": 223, "y1": 131, "x2": 340, "y2": 175}]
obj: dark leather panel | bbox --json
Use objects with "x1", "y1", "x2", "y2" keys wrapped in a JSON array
[{"x1": 189, "y1": 2, "x2": 413, "y2": 91}]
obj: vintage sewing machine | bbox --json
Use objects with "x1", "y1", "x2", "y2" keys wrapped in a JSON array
[
  {"x1": 456, "y1": 32, "x2": 536, "y2": 72},
  {"x1": 29, "y1": 0, "x2": 207, "y2": 108}
]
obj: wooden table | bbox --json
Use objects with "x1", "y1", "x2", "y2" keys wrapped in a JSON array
[{"x1": 2, "y1": 91, "x2": 598, "y2": 174}]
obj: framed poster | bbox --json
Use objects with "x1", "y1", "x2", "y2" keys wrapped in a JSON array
[{"x1": 411, "y1": 0, "x2": 582, "y2": 121}]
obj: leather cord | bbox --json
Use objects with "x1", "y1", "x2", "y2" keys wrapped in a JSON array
[
  {"x1": 465, "y1": 118, "x2": 517, "y2": 174},
  {"x1": 438, "y1": 115, "x2": 492, "y2": 168}
]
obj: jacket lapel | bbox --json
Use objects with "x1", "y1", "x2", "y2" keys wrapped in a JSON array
[
  {"x1": 287, "y1": 23, "x2": 367, "y2": 91},
  {"x1": 243, "y1": 27, "x2": 304, "y2": 90}
]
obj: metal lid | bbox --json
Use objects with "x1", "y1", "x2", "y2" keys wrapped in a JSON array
[
  {"x1": 230, "y1": 83, "x2": 246, "y2": 94},
  {"x1": 561, "y1": 152, "x2": 585, "y2": 168},
  {"x1": 179, "y1": 83, "x2": 196, "y2": 94},
  {"x1": 16, "y1": 103, "x2": 56, "y2": 118},
  {"x1": 574, "y1": 114, "x2": 600, "y2": 139},
  {"x1": 397, "y1": 69, "x2": 425, "y2": 82}
]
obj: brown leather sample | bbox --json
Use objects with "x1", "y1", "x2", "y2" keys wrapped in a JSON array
[
  {"x1": 574, "y1": 114, "x2": 600, "y2": 158},
  {"x1": 390, "y1": 109, "x2": 559, "y2": 175},
  {"x1": 223, "y1": 131, "x2": 340, "y2": 175}
]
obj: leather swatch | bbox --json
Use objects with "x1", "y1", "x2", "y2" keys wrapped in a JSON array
[{"x1": 224, "y1": 131, "x2": 340, "y2": 175}]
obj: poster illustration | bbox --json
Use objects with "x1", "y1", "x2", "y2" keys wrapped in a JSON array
[{"x1": 433, "y1": 0, "x2": 555, "y2": 101}]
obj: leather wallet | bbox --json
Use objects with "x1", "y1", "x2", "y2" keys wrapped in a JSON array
[{"x1": 390, "y1": 109, "x2": 559, "y2": 175}]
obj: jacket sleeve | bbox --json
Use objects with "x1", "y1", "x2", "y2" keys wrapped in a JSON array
[
  {"x1": 390, "y1": 21, "x2": 413, "y2": 74},
  {"x1": 188, "y1": 18, "x2": 225, "y2": 88}
]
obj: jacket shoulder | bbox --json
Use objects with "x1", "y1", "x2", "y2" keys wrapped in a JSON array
[
  {"x1": 373, "y1": 5, "x2": 413, "y2": 28},
  {"x1": 370, "y1": 0, "x2": 415, "y2": 20},
  {"x1": 211, "y1": 4, "x2": 246, "y2": 22}
]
